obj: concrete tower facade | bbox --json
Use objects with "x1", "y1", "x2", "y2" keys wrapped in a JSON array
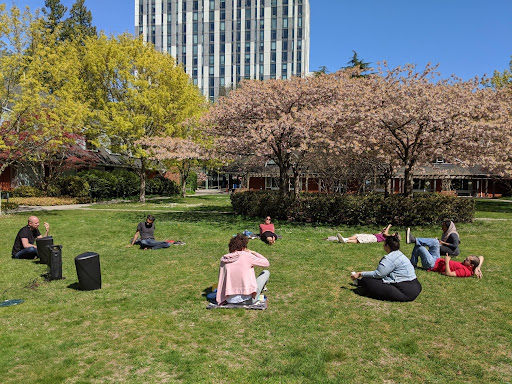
[{"x1": 135, "y1": 0, "x2": 310, "y2": 100}]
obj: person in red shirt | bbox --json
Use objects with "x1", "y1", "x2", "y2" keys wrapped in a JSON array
[
  {"x1": 428, "y1": 254, "x2": 484, "y2": 278},
  {"x1": 259, "y1": 216, "x2": 277, "y2": 245}
]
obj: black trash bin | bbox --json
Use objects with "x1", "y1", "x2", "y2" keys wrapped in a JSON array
[
  {"x1": 36, "y1": 236, "x2": 53, "y2": 265},
  {"x1": 48, "y1": 244, "x2": 63, "y2": 280},
  {"x1": 74, "y1": 252, "x2": 101, "y2": 290}
]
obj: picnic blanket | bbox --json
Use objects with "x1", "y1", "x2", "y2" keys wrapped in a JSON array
[
  {"x1": 205, "y1": 289, "x2": 267, "y2": 310},
  {"x1": 206, "y1": 299, "x2": 267, "y2": 310}
]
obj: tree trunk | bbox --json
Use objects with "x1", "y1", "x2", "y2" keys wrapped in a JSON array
[
  {"x1": 403, "y1": 166, "x2": 414, "y2": 198},
  {"x1": 181, "y1": 173, "x2": 187, "y2": 197},
  {"x1": 180, "y1": 162, "x2": 190, "y2": 198},
  {"x1": 278, "y1": 165, "x2": 288, "y2": 198},
  {"x1": 139, "y1": 158, "x2": 146, "y2": 203}
]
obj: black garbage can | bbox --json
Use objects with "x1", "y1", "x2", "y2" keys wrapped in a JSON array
[
  {"x1": 74, "y1": 252, "x2": 101, "y2": 290},
  {"x1": 48, "y1": 244, "x2": 63, "y2": 280},
  {"x1": 36, "y1": 236, "x2": 53, "y2": 265}
]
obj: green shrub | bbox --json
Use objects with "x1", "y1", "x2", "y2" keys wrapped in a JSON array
[
  {"x1": 186, "y1": 172, "x2": 198, "y2": 193},
  {"x1": 48, "y1": 176, "x2": 90, "y2": 197},
  {"x1": 231, "y1": 191, "x2": 475, "y2": 226},
  {"x1": 12, "y1": 185, "x2": 43, "y2": 197},
  {"x1": 1, "y1": 201, "x2": 19, "y2": 211},
  {"x1": 78, "y1": 170, "x2": 139, "y2": 200},
  {"x1": 146, "y1": 176, "x2": 179, "y2": 196}
]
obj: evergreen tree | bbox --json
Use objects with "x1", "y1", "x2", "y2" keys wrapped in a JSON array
[
  {"x1": 62, "y1": 0, "x2": 97, "y2": 42},
  {"x1": 41, "y1": 0, "x2": 67, "y2": 35},
  {"x1": 342, "y1": 50, "x2": 372, "y2": 77}
]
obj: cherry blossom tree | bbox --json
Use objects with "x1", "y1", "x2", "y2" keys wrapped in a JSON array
[
  {"x1": 137, "y1": 136, "x2": 212, "y2": 197},
  {"x1": 204, "y1": 75, "x2": 347, "y2": 197},
  {"x1": 330, "y1": 63, "x2": 510, "y2": 197}
]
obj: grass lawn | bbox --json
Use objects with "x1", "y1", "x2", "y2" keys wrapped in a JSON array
[{"x1": 0, "y1": 196, "x2": 510, "y2": 383}]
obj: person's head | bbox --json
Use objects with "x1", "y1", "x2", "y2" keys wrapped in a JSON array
[
  {"x1": 462, "y1": 255, "x2": 480, "y2": 270},
  {"x1": 264, "y1": 216, "x2": 272, "y2": 224},
  {"x1": 383, "y1": 232, "x2": 400, "y2": 252},
  {"x1": 28, "y1": 216, "x2": 40, "y2": 229},
  {"x1": 145, "y1": 215, "x2": 155, "y2": 228},
  {"x1": 229, "y1": 234, "x2": 249, "y2": 253},
  {"x1": 441, "y1": 218, "x2": 452, "y2": 232}
]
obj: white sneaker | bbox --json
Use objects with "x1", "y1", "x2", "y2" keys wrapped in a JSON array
[
  {"x1": 337, "y1": 233, "x2": 346, "y2": 243},
  {"x1": 406, "y1": 228, "x2": 412, "y2": 244}
]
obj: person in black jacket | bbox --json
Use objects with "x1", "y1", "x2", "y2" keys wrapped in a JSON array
[{"x1": 406, "y1": 219, "x2": 460, "y2": 269}]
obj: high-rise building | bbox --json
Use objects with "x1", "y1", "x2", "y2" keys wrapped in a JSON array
[{"x1": 135, "y1": 0, "x2": 310, "y2": 100}]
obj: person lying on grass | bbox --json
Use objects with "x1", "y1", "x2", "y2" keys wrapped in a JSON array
[
  {"x1": 259, "y1": 215, "x2": 277, "y2": 245},
  {"x1": 216, "y1": 234, "x2": 270, "y2": 305},
  {"x1": 350, "y1": 233, "x2": 422, "y2": 302},
  {"x1": 337, "y1": 224, "x2": 393, "y2": 244},
  {"x1": 428, "y1": 254, "x2": 484, "y2": 279},
  {"x1": 407, "y1": 218, "x2": 460, "y2": 269}
]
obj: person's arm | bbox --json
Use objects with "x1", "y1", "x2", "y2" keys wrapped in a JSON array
[
  {"x1": 443, "y1": 255, "x2": 457, "y2": 277},
  {"x1": 439, "y1": 234, "x2": 459, "y2": 251},
  {"x1": 36, "y1": 222, "x2": 50, "y2": 239},
  {"x1": 21, "y1": 237, "x2": 36, "y2": 249},
  {"x1": 382, "y1": 224, "x2": 392, "y2": 236},
  {"x1": 359, "y1": 256, "x2": 395, "y2": 279},
  {"x1": 246, "y1": 249, "x2": 270, "y2": 267},
  {"x1": 127, "y1": 231, "x2": 140, "y2": 247},
  {"x1": 474, "y1": 256, "x2": 484, "y2": 279}
]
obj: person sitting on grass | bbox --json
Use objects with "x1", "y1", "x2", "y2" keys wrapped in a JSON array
[
  {"x1": 216, "y1": 234, "x2": 270, "y2": 306},
  {"x1": 406, "y1": 218, "x2": 460, "y2": 269},
  {"x1": 428, "y1": 254, "x2": 484, "y2": 279},
  {"x1": 126, "y1": 215, "x2": 170, "y2": 250},
  {"x1": 337, "y1": 224, "x2": 393, "y2": 244},
  {"x1": 259, "y1": 216, "x2": 277, "y2": 245},
  {"x1": 350, "y1": 233, "x2": 422, "y2": 302},
  {"x1": 11, "y1": 216, "x2": 50, "y2": 259}
]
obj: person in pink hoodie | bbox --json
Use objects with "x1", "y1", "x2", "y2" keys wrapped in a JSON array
[{"x1": 216, "y1": 234, "x2": 270, "y2": 305}]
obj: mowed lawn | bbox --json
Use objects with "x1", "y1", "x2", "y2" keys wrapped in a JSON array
[{"x1": 0, "y1": 195, "x2": 511, "y2": 383}]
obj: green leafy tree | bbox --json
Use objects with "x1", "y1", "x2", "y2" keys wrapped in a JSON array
[
  {"x1": 82, "y1": 33, "x2": 205, "y2": 202},
  {"x1": 0, "y1": 5, "x2": 88, "y2": 182},
  {"x1": 490, "y1": 56, "x2": 512, "y2": 89}
]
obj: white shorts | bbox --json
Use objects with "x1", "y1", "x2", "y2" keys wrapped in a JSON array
[{"x1": 355, "y1": 234, "x2": 378, "y2": 244}]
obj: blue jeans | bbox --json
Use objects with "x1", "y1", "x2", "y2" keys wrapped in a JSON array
[
  {"x1": 137, "y1": 238, "x2": 171, "y2": 250},
  {"x1": 410, "y1": 237, "x2": 440, "y2": 269},
  {"x1": 13, "y1": 247, "x2": 38, "y2": 259}
]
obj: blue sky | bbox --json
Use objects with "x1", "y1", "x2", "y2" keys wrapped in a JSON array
[{"x1": 13, "y1": 0, "x2": 512, "y2": 80}]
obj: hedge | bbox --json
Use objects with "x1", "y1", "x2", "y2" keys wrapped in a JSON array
[
  {"x1": 48, "y1": 176, "x2": 90, "y2": 198},
  {"x1": 78, "y1": 170, "x2": 139, "y2": 199},
  {"x1": 230, "y1": 191, "x2": 474, "y2": 226},
  {"x1": 146, "y1": 175, "x2": 179, "y2": 196},
  {"x1": 11, "y1": 186, "x2": 44, "y2": 197}
]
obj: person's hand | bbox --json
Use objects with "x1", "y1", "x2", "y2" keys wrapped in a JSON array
[
  {"x1": 444, "y1": 254, "x2": 451, "y2": 262},
  {"x1": 350, "y1": 272, "x2": 361, "y2": 280},
  {"x1": 44, "y1": 222, "x2": 50, "y2": 233},
  {"x1": 474, "y1": 268, "x2": 483, "y2": 279},
  {"x1": 125, "y1": 244, "x2": 133, "y2": 248}
]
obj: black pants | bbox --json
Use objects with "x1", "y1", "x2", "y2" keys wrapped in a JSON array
[
  {"x1": 358, "y1": 277, "x2": 422, "y2": 302},
  {"x1": 261, "y1": 231, "x2": 277, "y2": 244}
]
